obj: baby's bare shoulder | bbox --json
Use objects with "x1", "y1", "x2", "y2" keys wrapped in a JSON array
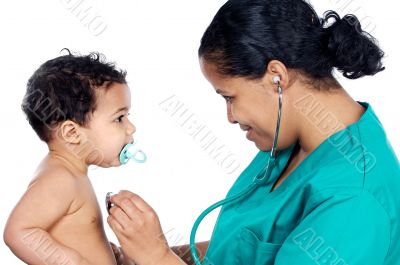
[
  {"x1": 6, "y1": 162, "x2": 88, "y2": 230},
  {"x1": 30, "y1": 166, "x2": 79, "y2": 188}
]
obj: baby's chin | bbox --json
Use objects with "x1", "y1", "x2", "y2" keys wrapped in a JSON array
[
  {"x1": 91, "y1": 158, "x2": 123, "y2": 168},
  {"x1": 111, "y1": 159, "x2": 125, "y2": 168}
]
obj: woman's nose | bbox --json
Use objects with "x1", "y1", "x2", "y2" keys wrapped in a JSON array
[{"x1": 227, "y1": 104, "x2": 237, "y2": 124}]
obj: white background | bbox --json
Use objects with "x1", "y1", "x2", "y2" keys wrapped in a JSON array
[{"x1": 0, "y1": 0, "x2": 399, "y2": 263}]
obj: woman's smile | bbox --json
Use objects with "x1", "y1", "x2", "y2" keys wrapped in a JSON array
[
  {"x1": 246, "y1": 128, "x2": 253, "y2": 140},
  {"x1": 240, "y1": 125, "x2": 253, "y2": 140}
]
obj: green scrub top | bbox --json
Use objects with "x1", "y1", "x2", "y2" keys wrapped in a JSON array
[{"x1": 203, "y1": 102, "x2": 400, "y2": 265}]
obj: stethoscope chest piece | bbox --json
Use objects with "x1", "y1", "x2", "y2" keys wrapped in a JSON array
[{"x1": 105, "y1": 192, "x2": 114, "y2": 214}]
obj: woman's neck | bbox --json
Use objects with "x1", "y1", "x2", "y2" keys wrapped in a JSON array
[{"x1": 292, "y1": 85, "x2": 365, "y2": 157}]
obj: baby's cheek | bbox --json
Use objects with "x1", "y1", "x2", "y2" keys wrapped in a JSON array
[
  {"x1": 88, "y1": 148, "x2": 107, "y2": 165},
  {"x1": 110, "y1": 144, "x2": 124, "y2": 164}
]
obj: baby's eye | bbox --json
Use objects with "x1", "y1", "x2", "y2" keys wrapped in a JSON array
[{"x1": 115, "y1": 115, "x2": 125, "y2": 123}]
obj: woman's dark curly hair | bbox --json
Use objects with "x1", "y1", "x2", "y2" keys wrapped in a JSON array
[
  {"x1": 199, "y1": 0, "x2": 385, "y2": 86},
  {"x1": 22, "y1": 49, "x2": 127, "y2": 142}
]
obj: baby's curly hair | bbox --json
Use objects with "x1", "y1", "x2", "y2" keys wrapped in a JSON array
[{"x1": 22, "y1": 49, "x2": 127, "y2": 142}]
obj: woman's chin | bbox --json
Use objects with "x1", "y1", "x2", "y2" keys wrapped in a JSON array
[
  {"x1": 253, "y1": 138, "x2": 274, "y2": 152},
  {"x1": 252, "y1": 140, "x2": 264, "y2": 151}
]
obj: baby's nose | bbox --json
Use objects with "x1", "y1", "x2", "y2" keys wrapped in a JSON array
[{"x1": 127, "y1": 121, "x2": 136, "y2": 135}]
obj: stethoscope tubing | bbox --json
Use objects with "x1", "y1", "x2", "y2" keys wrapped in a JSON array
[{"x1": 189, "y1": 83, "x2": 283, "y2": 264}]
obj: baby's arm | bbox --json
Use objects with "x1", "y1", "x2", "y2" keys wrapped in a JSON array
[{"x1": 3, "y1": 169, "x2": 92, "y2": 265}]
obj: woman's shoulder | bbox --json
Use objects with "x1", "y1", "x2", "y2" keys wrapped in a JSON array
[{"x1": 302, "y1": 159, "x2": 400, "y2": 226}]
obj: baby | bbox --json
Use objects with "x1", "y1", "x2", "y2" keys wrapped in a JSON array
[{"x1": 4, "y1": 50, "x2": 135, "y2": 265}]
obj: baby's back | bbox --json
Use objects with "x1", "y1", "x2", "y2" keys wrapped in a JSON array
[{"x1": 4, "y1": 155, "x2": 117, "y2": 265}]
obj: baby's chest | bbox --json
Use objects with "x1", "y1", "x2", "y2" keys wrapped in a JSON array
[
  {"x1": 51, "y1": 190, "x2": 105, "y2": 234},
  {"x1": 70, "y1": 201, "x2": 103, "y2": 227}
]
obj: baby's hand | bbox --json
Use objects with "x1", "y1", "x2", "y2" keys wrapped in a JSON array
[
  {"x1": 110, "y1": 242, "x2": 136, "y2": 265},
  {"x1": 110, "y1": 242, "x2": 124, "y2": 264}
]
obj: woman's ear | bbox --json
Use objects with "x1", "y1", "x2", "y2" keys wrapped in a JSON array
[
  {"x1": 264, "y1": 60, "x2": 290, "y2": 91},
  {"x1": 58, "y1": 120, "x2": 82, "y2": 144}
]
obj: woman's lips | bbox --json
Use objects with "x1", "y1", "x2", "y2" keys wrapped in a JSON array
[
  {"x1": 240, "y1": 125, "x2": 253, "y2": 140},
  {"x1": 246, "y1": 128, "x2": 252, "y2": 139}
]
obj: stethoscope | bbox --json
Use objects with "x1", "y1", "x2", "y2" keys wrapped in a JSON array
[{"x1": 189, "y1": 76, "x2": 284, "y2": 265}]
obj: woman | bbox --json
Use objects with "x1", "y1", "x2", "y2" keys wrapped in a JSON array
[{"x1": 107, "y1": 0, "x2": 400, "y2": 264}]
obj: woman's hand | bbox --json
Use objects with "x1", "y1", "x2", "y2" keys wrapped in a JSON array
[{"x1": 107, "y1": 190, "x2": 174, "y2": 265}]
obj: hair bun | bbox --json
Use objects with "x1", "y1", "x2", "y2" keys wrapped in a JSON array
[{"x1": 322, "y1": 10, "x2": 385, "y2": 79}]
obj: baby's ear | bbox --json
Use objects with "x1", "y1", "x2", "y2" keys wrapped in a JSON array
[{"x1": 58, "y1": 120, "x2": 81, "y2": 144}]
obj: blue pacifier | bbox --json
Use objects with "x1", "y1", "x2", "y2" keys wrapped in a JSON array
[{"x1": 119, "y1": 142, "x2": 147, "y2": 165}]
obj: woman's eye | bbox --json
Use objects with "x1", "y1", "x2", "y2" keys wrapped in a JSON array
[{"x1": 223, "y1": 96, "x2": 233, "y2": 103}]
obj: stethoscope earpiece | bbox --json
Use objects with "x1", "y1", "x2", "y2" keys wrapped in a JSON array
[{"x1": 273, "y1": 75, "x2": 281, "y2": 84}]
